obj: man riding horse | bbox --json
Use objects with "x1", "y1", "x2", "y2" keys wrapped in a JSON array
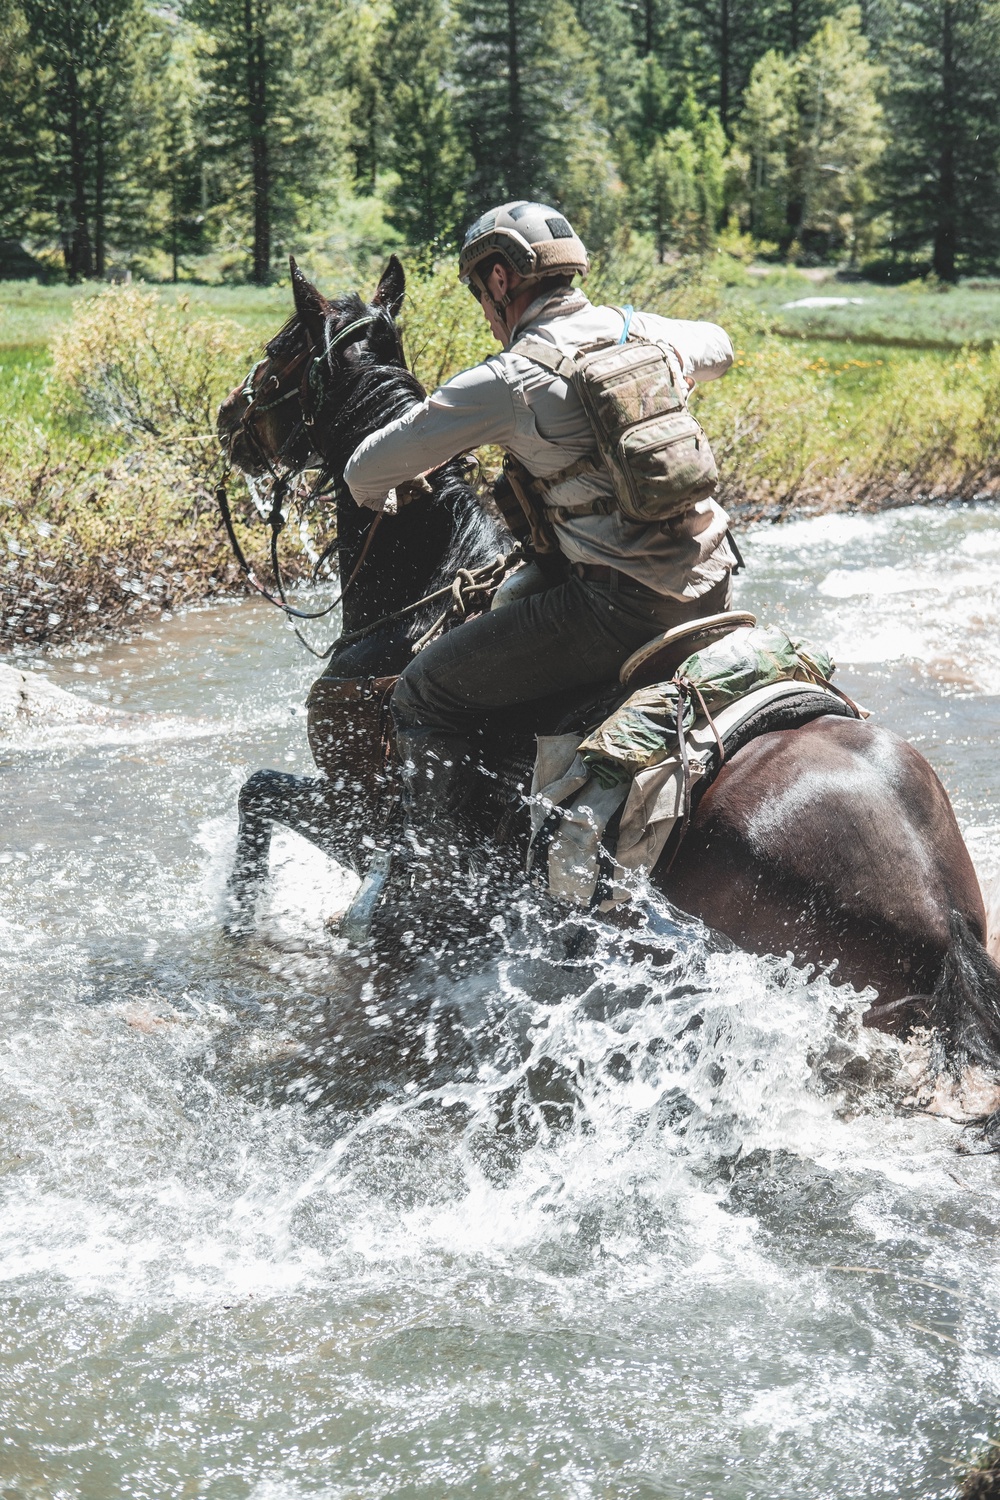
[{"x1": 343, "y1": 201, "x2": 737, "y2": 893}]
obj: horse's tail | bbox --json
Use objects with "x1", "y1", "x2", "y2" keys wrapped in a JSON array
[
  {"x1": 925, "y1": 910, "x2": 1000, "y2": 1149},
  {"x1": 928, "y1": 910, "x2": 1000, "y2": 1072}
]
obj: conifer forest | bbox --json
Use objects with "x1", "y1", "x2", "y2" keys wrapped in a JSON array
[{"x1": 3, "y1": 0, "x2": 1000, "y2": 284}]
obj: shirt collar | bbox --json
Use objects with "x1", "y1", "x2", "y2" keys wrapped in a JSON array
[{"x1": 509, "y1": 285, "x2": 591, "y2": 342}]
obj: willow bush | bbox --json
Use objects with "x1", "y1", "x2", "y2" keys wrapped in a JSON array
[{"x1": 2, "y1": 287, "x2": 289, "y2": 649}]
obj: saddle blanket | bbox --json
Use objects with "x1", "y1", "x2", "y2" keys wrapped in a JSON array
[{"x1": 529, "y1": 678, "x2": 862, "y2": 910}]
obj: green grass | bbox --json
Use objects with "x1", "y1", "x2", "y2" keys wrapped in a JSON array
[
  {"x1": 0, "y1": 277, "x2": 292, "y2": 352},
  {"x1": 734, "y1": 267, "x2": 1000, "y2": 347}
]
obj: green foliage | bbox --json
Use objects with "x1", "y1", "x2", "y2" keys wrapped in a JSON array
[
  {"x1": 5, "y1": 263, "x2": 1000, "y2": 649},
  {"x1": 875, "y1": 0, "x2": 1000, "y2": 280},
  {"x1": 636, "y1": 97, "x2": 729, "y2": 260},
  {"x1": 732, "y1": 8, "x2": 885, "y2": 259},
  {"x1": 187, "y1": 0, "x2": 351, "y2": 282},
  {"x1": 11, "y1": 0, "x2": 150, "y2": 278},
  {"x1": 0, "y1": 282, "x2": 294, "y2": 648},
  {"x1": 51, "y1": 284, "x2": 251, "y2": 449},
  {"x1": 384, "y1": 0, "x2": 468, "y2": 246},
  {"x1": 454, "y1": 0, "x2": 622, "y2": 246},
  {"x1": 3, "y1": 0, "x2": 1000, "y2": 289},
  {"x1": 398, "y1": 261, "x2": 495, "y2": 390}
]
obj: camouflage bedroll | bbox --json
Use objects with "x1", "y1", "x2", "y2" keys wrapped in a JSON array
[{"x1": 580, "y1": 625, "x2": 836, "y2": 788}]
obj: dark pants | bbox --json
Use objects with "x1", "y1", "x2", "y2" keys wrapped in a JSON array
[{"x1": 392, "y1": 571, "x2": 733, "y2": 747}]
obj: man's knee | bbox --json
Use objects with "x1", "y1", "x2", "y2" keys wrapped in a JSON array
[{"x1": 390, "y1": 656, "x2": 429, "y2": 729}]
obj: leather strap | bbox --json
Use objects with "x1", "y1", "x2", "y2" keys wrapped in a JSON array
[{"x1": 571, "y1": 561, "x2": 660, "y2": 596}]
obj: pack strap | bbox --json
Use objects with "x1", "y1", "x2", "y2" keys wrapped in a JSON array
[{"x1": 512, "y1": 335, "x2": 577, "y2": 380}]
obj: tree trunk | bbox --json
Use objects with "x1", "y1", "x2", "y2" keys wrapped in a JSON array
[
  {"x1": 244, "y1": 0, "x2": 270, "y2": 285},
  {"x1": 933, "y1": 0, "x2": 958, "y2": 281},
  {"x1": 94, "y1": 104, "x2": 106, "y2": 279},
  {"x1": 718, "y1": 0, "x2": 730, "y2": 130},
  {"x1": 65, "y1": 67, "x2": 93, "y2": 280},
  {"x1": 789, "y1": 0, "x2": 800, "y2": 51},
  {"x1": 506, "y1": 0, "x2": 522, "y2": 195},
  {"x1": 644, "y1": 0, "x2": 655, "y2": 55}
]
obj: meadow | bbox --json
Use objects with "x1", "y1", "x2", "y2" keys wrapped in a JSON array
[{"x1": 2, "y1": 258, "x2": 999, "y2": 650}]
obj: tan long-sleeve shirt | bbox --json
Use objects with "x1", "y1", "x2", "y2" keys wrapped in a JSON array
[{"x1": 345, "y1": 288, "x2": 735, "y2": 600}]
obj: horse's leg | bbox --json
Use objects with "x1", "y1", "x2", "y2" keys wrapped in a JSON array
[{"x1": 225, "y1": 770, "x2": 351, "y2": 932}]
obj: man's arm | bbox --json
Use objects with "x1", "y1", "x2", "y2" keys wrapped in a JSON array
[
  {"x1": 344, "y1": 360, "x2": 518, "y2": 509},
  {"x1": 634, "y1": 313, "x2": 734, "y2": 385}
]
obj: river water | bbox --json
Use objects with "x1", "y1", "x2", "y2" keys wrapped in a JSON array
[{"x1": 2, "y1": 502, "x2": 1000, "y2": 1500}]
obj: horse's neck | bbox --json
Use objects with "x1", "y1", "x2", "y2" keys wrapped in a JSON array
[{"x1": 335, "y1": 470, "x2": 503, "y2": 641}]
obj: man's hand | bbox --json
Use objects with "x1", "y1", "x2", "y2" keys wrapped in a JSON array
[{"x1": 394, "y1": 476, "x2": 435, "y2": 507}]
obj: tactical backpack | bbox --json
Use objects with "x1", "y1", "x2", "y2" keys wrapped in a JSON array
[{"x1": 513, "y1": 306, "x2": 719, "y2": 525}]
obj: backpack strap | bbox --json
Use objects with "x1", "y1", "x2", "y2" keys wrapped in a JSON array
[{"x1": 510, "y1": 334, "x2": 578, "y2": 380}]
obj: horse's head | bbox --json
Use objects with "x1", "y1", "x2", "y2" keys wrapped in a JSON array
[{"x1": 216, "y1": 255, "x2": 411, "y2": 478}]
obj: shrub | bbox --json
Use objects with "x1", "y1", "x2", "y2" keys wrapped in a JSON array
[
  {"x1": 52, "y1": 286, "x2": 251, "y2": 441},
  {"x1": 1, "y1": 286, "x2": 308, "y2": 650}
]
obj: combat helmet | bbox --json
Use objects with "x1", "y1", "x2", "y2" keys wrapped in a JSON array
[{"x1": 459, "y1": 201, "x2": 589, "y2": 305}]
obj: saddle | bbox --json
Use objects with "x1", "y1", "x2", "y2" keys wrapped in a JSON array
[{"x1": 301, "y1": 616, "x2": 861, "y2": 915}]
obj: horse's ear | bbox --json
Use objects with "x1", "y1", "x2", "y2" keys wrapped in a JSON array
[
  {"x1": 289, "y1": 256, "x2": 327, "y2": 337},
  {"x1": 372, "y1": 255, "x2": 405, "y2": 318}
]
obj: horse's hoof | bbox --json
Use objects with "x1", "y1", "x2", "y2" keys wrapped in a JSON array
[{"x1": 341, "y1": 848, "x2": 393, "y2": 946}]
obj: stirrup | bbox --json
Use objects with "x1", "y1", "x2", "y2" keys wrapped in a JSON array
[
  {"x1": 341, "y1": 847, "x2": 393, "y2": 945},
  {"x1": 620, "y1": 611, "x2": 757, "y2": 691}
]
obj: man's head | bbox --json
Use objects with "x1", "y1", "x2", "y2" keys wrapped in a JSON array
[{"x1": 458, "y1": 201, "x2": 589, "y2": 345}]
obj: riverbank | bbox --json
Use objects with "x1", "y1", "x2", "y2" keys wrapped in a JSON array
[{"x1": 2, "y1": 258, "x2": 999, "y2": 651}]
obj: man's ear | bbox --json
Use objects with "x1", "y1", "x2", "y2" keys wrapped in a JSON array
[
  {"x1": 372, "y1": 254, "x2": 406, "y2": 318},
  {"x1": 289, "y1": 257, "x2": 328, "y2": 340}
]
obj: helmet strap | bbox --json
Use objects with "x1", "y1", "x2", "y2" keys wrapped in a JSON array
[{"x1": 470, "y1": 266, "x2": 511, "y2": 319}]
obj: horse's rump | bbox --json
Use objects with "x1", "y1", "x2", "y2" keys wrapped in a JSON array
[{"x1": 662, "y1": 715, "x2": 990, "y2": 1006}]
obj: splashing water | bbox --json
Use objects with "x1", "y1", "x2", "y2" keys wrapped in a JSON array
[{"x1": 2, "y1": 504, "x2": 1000, "y2": 1499}]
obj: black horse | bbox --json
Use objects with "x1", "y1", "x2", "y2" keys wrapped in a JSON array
[{"x1": 216, "y1": 256, "x2": 1000, "y2": 1089}]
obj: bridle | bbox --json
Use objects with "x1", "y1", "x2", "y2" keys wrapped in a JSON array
[
  {"x1": 218, "y1": 306, "x2": 518, "y2": 661},
  {"x1": 217, "y1": 312, "x2": 380, "y2": 648}
]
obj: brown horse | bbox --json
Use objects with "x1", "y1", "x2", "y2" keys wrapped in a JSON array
[{"x1": 216, "y1": 256, "x2": 1000, "y2": 1087}]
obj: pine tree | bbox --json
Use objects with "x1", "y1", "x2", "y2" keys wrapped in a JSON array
[
  {"x1": 876, "y1": 0, "x2": 1000, "y2": 278},
  {"x1": 0, "y1": 0, "x2": 39, "y2": 243},
  {"x1": 735, "y1": 49, "x2": 798, "y2": 243},
  {"x1": 569, "y1": 0, "x2": 637, "y2": 131},
  {"x1": 734, "y1": 8, "x2": 885, "y2": 257},
  {"x1": 16, "y1": 0, "x2": 146, "y2": 278},
  {"x1": 454, "y1": 0, "x2": 620, "y2": 243},
  {"x1": 670, "y1": 0, "x2": 840, "y2": 134},
  {"x1": 189, "y1": 0, "x2": 347, "y2": 283},
  {"x1": 638, "y1": 94, "x2": 729, "y2": 258},
  {"x1": 794, "y1": 7, "x2": 885, "y2": 258},
  {"x1": 137, "y1": 13, "x2": 211, "y2": 280},
  {"x1": 384, "y1": 0, "x2": 468, "y2": 245}
]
